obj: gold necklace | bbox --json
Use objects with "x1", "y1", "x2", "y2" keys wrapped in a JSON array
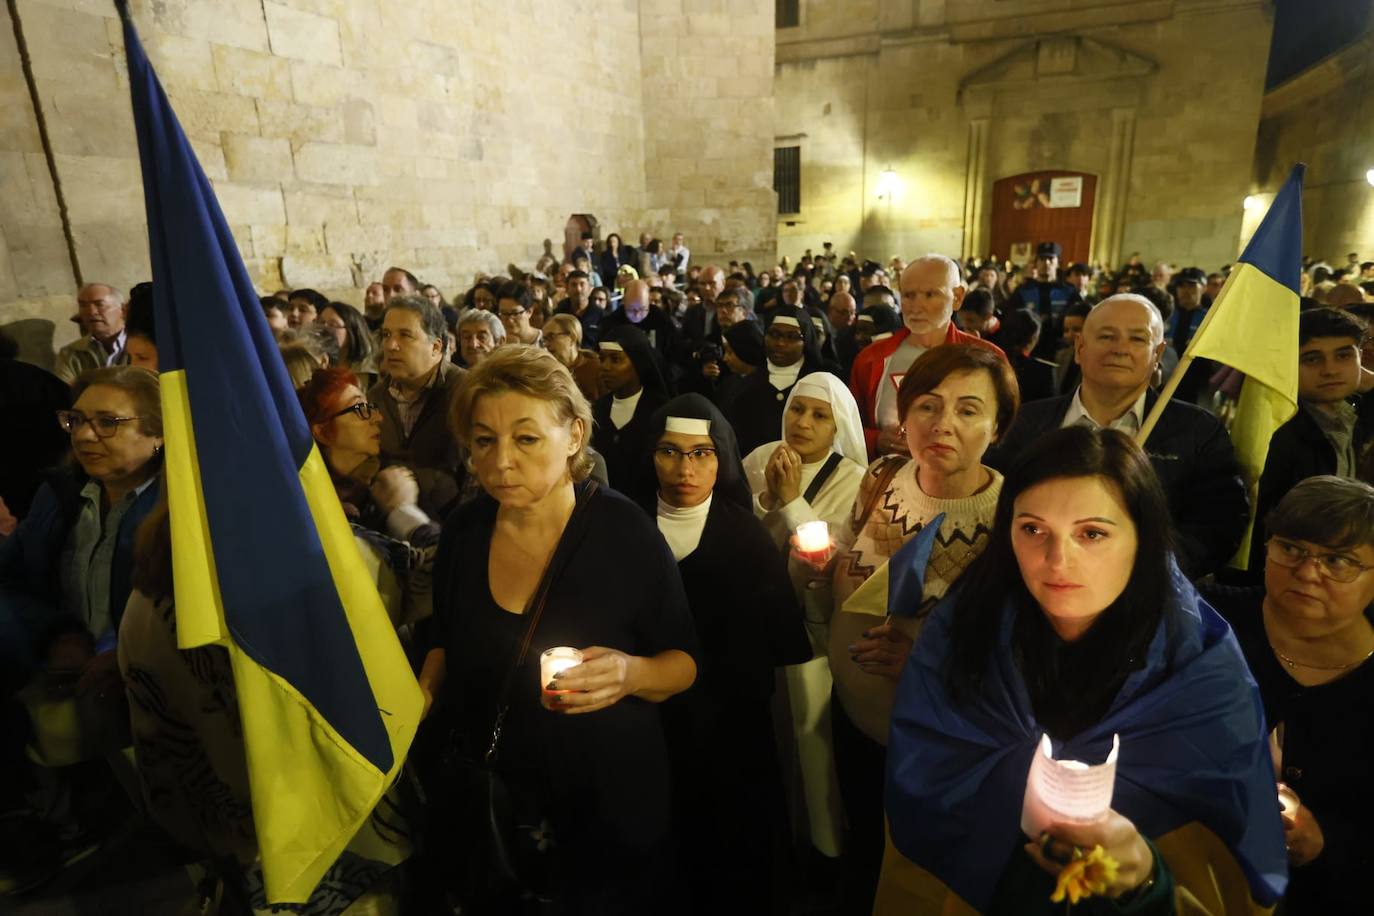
[{"x1": 1270, "y1": 643, "x2": 1374, "y2": 671}]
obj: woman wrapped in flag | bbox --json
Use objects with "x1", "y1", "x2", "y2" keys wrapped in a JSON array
[{"x1": 877, "y1": 426, "x2": 1288, "y2": 914}]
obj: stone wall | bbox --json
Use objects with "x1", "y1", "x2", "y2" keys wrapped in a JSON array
[
  {"x1": 1249, "y1": 33, "x2": 1374, "y2": 260},
  {"x1": 0, "y1": 0, "x2": 777, "y2": 351},
  {"x1": 639, "y1": 0, "x2": 777, "y2": 267},
  {"x1": 774, "y1": 0, "x2": 1274, "y2": 272}
]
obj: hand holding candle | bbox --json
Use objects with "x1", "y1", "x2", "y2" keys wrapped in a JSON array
[
  {"x1": 1277, "y1": 782, "x2": 1325, "y2": 866},
  {"x1": 540, "y1": 647, "x2": 583, "y2": 705},
  {"x1": 792, "y1": 520, "x2": 833, "y2": 569}
]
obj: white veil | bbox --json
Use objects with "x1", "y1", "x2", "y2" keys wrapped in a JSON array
[{"x1": 782, "y1": 372, "x2": 868, "y2": 468}]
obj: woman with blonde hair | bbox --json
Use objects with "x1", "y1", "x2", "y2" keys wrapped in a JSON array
[{"x1": 416, "y1": 345, "x2": 697, "y2": 913}]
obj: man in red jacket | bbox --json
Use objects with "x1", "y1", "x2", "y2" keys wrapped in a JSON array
[{"x1": 850, "y1": 254, "x2": 1004, "y2": 458}]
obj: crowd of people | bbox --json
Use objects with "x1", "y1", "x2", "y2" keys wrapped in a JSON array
[{"x1": 2, "y1": 228, "x2": 1373, "y2": 916}]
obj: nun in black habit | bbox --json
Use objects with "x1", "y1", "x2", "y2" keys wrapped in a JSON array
[
  {"x1": 719, "y1": 305, "x2": 838, "y2": 459},
  {"x1": 639, "y1": 394, "x2": 812, "y2": 915},
  {"x1": 592, "y1": 323, "x2": 670, "y2": 496}
]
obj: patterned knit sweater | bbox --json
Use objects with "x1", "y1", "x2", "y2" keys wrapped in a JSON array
[{"x1": 825, "y1": 455, "x2": 1002, "y2": 743}]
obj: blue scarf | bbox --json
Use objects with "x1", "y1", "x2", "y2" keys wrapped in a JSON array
[{"x1": 885, "y1": 565, "x2": 1287, "y2": 911}]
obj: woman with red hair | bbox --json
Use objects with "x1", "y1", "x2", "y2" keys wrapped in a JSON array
[{"x1": 297, "y1": 366, "x2": 439, "y2": 629}]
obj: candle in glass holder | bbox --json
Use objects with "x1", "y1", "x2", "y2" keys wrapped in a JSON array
[
  {"x1": 540, "y1": 647, "x2": 583, "y2": 695},
  {"x1": 795, "y1": 520, "x2": 831, "y2": 563}
]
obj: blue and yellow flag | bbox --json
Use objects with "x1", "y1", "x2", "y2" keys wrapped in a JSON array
[
  {"x1": 1144, "y1": 165, "x2": 1304, "y2": 569},
  {"x1": 119, "y1": 7, "x2": 422, "y2": 903}
]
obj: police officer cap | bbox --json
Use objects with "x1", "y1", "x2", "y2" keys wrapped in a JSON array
[
  {"x1": 1035, "y1": 241, "x2": 1062, "y2": 259},
  {"x1": 1175, "y1": 266, "x2": 1206, "y2": 285}
]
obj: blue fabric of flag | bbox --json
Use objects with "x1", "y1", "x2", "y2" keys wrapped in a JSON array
[
  {"x1": 885, "y1": 563, "x2": 1287, "y2": 911},
  {"x1": 122, "y1": 10, "x2": 391, "y2": 772},
  {"x1": 1237, "y1": 164, "x2": 1305, "y2": 294},
  {"x1": 886, "y1": 512, "x2": 945, "y2": 618}
]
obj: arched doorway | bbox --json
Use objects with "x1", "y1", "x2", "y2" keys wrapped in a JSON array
[
  {"x1": 989, "y1": 171, "x2": 1096, "y2": 267},
  {"x1": 563, "y1": 214, "x2": 599, "y2": 260}
]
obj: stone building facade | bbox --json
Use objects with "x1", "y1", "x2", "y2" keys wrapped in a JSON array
[
  {"x1": 774, "y1": 0, "x2": 1274, "y2": 271},
  {"x1": 1249, "y1": 32, "x2": 1374, "y2": 261},
  {"x1": 0, "y1": 0, "x2": 777, "y2": 355}
]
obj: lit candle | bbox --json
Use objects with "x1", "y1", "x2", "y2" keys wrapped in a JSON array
[
  {"x1": 1277, "y1": 783, "x2": 1299, "y2": 818},
  {"x1": 795, "y1": 520, "x2": 831, "y2": 562},
  {"x1": 540, "y1": 647, "x2": 583, "y2": 695}
]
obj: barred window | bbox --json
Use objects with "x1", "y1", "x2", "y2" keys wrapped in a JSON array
[{"x1": 774, "y1": 146, "x2": 800, "y2": 214}]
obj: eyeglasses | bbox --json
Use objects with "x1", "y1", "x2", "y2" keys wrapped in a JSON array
[
  {"x1": 498, "y1": 309, "x2": 528, "y2": 319},
  {"x1": 766, "y1": 329, "x2": 805, "y2": 344},
  {"x1": 329, "y1": 401, "x2": 379, "y2": 422},
  {"x1": 653, "y1": 446, "x2": 718, "y2": 465},
  {"x1": 317, "y1": 321, "x2": 347, "y2": 331},
  {"x1": 56, "y1": 410, "x2": 144, "y2": 438},
  {"x1": 1266, "y1": 537, "x2": 1374, "y2": 583}
]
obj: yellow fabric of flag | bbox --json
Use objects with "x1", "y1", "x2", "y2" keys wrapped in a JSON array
[{"x1": 1182, "y1": 265, "x2": 1299, "y2": 568}]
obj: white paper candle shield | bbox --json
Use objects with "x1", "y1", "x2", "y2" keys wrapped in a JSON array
[
  {"x1": 795, "y1": 520, "x2": 831, "y2": 554},
  {"x1": 1020, "y1": 733, "x2": 1119, "y2": 837},
  {"x1": 540, "y1": 647, "x2": 583, "y2": 694}
]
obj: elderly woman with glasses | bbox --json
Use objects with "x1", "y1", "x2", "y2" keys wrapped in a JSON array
[
  {"x1": 297, "y1": 367, "x2": 440, "y2": 629},
  {"x1": 1203, "y1": 475, "x2": 1374, "y2": 914},
  {"x1": 0, "y1": 366, "x2": 162, "y2": 695}
]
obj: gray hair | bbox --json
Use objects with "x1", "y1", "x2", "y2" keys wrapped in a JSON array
[
  {"x1": 904, "y1": 254, "x2": 964, "y2": 289},
  {"x1": 80, "y1": 282, "x2": 126, "y2": 305},
  {"x1": 383, "y1": 294, "x2": 447, "y2": 342},
  {"x1": 1090, "y1": 293, "x2": 1165, "y2": 347},
  {"x1": 719, "y1": 285, "x2": 754, "y2": 315},
  {"x1": 1267, "y1": 475, "x2": 1374, "y2": 552},
  {"x1": 458, "y1": 308, "x2": 507, "y2": 342}
]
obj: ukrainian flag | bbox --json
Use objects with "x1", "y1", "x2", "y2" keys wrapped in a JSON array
[
  {"x1": 119, "y1": 6, "x2": 422, "y2": 903},
  {"x1": 1149, "y1": 164, "x2": 1304, "y2": 570}
]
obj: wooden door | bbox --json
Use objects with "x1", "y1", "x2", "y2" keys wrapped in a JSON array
[
  {"x1": 563, "y1": 214, "x2": 598, "y2": 260},
  {"x1": 989, "y1": 172, "x2": 1095, "y2": 266}
]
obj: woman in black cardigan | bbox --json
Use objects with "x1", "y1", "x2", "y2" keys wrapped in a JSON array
[{"x1": 1203, "y1": 475, "x2": 1374, "y2": 914}]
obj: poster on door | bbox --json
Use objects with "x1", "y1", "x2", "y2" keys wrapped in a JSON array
[{"x1": 1048, "y1": 176, "x2": 1083, "y2": 208}]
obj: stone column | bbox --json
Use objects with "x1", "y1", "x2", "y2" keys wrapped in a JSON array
[
  {"x1": 961, "y1": 117, "x2": 989, "y2": 260},
  {"x1": 1094, "y1": 107, "x2": 1137, "y2": 268}
]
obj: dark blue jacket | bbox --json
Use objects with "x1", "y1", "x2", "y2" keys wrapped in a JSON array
[{"x1": 0, "y1": 468, "x2": 160, "y2": 685}]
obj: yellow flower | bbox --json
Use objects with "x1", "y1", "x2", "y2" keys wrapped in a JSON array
[{"x1": 1050, "y1": 844, "x2": 1119, "y2": 905}]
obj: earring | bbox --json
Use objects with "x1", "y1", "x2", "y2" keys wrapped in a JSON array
[{"x1": 898, "y1": 426, "x2": 906, "y2": 437}]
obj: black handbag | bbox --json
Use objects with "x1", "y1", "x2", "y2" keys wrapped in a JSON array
[{"x1": 421, "y1": 481, "x2": 599, "y2": 914}]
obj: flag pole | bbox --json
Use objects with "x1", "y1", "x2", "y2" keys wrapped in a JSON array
[
  {"x1": 1136, "y1": 353, "x2": 1194, "y2": 447},
  {"x1": 1135, "y1": 273, "x2": 1238, "y2": 448}
]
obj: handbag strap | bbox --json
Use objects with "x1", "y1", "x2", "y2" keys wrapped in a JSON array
[
  {"x1": 802, "y1": 452, "x2": 845, "y2": 505},
  {"x1": 855, "y1": 456, "x2": 906, "y2": 532},
  {"x1": 485, "y1": 480, "x2": 600, "y2": 762}
]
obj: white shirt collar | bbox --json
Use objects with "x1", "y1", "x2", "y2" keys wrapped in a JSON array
[{"x1": 1061, "y1": 386, "x2": 1148, "y2": 434}]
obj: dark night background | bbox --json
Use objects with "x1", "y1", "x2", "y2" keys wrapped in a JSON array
[{"x1": 1266, "y1": 0, "x2": 1372, "y2": 87}]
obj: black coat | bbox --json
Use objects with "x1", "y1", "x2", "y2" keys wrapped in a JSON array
[
  {"x1": 1247, "y1": 399, "x2": 1374, "y2": 575},
  {"x1": 592, "y1": 388, "x2": 671, "y2": 497},
  {"x1": 988, "y1": 390, "x2": 1249, "y2": 577},
  {"x1": 0, "y1": 358, "x2": 71, "y2": 518},
  {"x1": 717, "y1": 370, "x2": 798, "y2": 459},
  {"x1": 661, "y1": 495, "x2": 809, "y2": 913},
  {"x1": 1007, "y1": 351, "x2": 1057, "y2": 403}
]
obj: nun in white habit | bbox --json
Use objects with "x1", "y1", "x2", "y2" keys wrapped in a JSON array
[{"x1": 741, "y1": 371, "x2": 866, "y2": 861}]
